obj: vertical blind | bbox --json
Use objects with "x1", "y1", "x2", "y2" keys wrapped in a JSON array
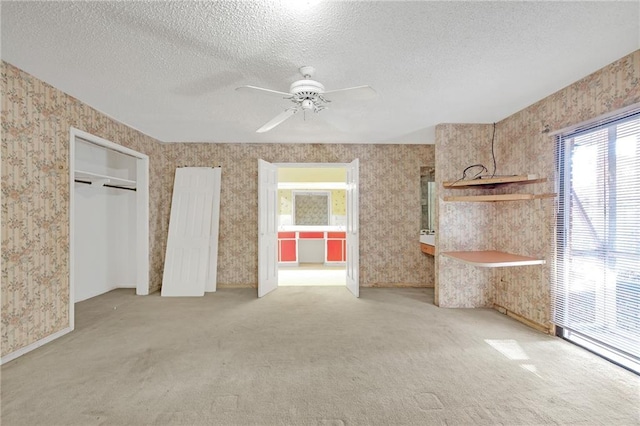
[{"x1": 553, "y1": 109, "x2": 640, "y2": 371}]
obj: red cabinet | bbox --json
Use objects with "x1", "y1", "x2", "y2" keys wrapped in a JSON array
[
  {"x1": 298, "y1": 232, "x2": 324, "y2": 239},
  {"x1": 326, "y1": 239, "x2": 344, "y2": 261},
  {"x1": 279, "y1": 240, "x2": 297, "y2": 262},
  {"x1": 277, "y1": 231, "x2": 346, "y2": 264},
  {"x1": 326, "y1": 232, "x2": 346, "y2": 263},
  {"x1": 327, "y1": 232, "x2": 346, "y2": 239},
  {"x1": 278, "y1": 232, "x2": 297, "y2": 262}
]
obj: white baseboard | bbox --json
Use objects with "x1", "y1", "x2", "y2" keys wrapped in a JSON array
[
  {"x1": 0, "y1": 326, "x2": 73, "y2": 365},
  {"x1": 117, "y1": 283, "x2": 137, "y2": 289}
]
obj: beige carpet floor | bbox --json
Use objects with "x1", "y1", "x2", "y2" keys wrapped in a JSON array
[
  {"x1": 278, "y1": 264, "x2": 346, "y2": 286},
  {"x1": 1, "y1": 287, "x2": 639, "y2": 425}
]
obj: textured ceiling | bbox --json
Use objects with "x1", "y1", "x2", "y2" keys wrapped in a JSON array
[{"x1": 2, "y1": 1, "x2": 639, "y2": 144}]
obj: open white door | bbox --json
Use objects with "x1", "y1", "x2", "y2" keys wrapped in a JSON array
[
  {"x1": 161, "y1": 167, "x2": 217, "y2": 297},
  {"x1": 346, "y1": 159, "x2": 360, "y2": 297},
  {"x1": 258, "y1": 159, "x2": 278, "y2": 297}
]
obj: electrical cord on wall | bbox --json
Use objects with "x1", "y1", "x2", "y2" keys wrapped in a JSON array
[
  {"x1": 449, "y1": 122, "x2": 513, "y2": 186},
  {"x1": 445, "y1": 163, "x2": 486, "y2": 187},
  {"x1": 475, "y1": 122, "x2": 497, "y2": 179},
  {"x1": 463, "y1": 164, "x2": 488, "y2": 180},
  {"x1": 489, "y1": 122, "x2": 496, "y2": 178}
]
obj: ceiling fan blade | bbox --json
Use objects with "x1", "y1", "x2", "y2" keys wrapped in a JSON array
[
  {"x1": 236, "y1": 85, "x2": 292, "y2": 98},
  {"x1": 256, "y1": 108, "x2": 298, "y2": 133},
  {"x1": 323, "y1": 85, "x2": 377, "y2": 100}
]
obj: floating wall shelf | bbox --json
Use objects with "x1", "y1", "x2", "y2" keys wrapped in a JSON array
[
  {"x1": 444, "y1": 193, "x2": 556, "y2": 202},
  {"x1": 440, "y1": 174, "x2": 549, "y2": 268},
  {"x1": 420, "y1": 243, "x2": 435, "y2": 256},
  {"x1": 443, "y1": 174, "x2": 542, "y2": 188},
  {"x1": 441, "y1": 250, "x2": 545, "y2": 267}
]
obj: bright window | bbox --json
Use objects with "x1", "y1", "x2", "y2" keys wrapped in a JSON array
[{"x1": 554, "y1": 109, "x2": 640, "y2": 374}]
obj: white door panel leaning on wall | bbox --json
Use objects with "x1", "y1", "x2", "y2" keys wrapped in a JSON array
[{"x1": 162, "y1": 167, "x2": 222, "y2": 297}]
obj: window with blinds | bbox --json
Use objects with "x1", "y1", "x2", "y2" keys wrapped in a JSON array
[{"x1": 554, "y1": 109, "x2": 640, "y2": 374}]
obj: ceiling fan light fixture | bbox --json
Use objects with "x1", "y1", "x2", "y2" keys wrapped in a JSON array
[
  {"x1": 289, "y1": 79, "x2": 325, "y2": 95},
  {"x1": 237, "y1": 65, "x2": 376, "y2": 132}
]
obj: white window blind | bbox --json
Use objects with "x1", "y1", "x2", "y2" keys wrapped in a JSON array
[{"x1": 554, "y1": 109, "x2": 640, "y2": 373}]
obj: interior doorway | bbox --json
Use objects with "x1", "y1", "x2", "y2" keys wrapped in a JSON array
[{"x1": 258, "y1": 160, "x2": 359, "y2": 298}]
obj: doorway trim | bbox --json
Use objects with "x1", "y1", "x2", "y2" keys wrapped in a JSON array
[
  {"x1": 69, "y1": 127, "x2": 150, "y2": 329},
  {"x1": 257, "y1": 161, "x2": 359, "y2": 297}
]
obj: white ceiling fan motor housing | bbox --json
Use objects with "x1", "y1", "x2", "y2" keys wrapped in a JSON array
[
  {"x1": 289, "y1": 78, "x2": 326, "y2": 112},
  {"x1": 289, "y1": 79, "x2": 325, "y2": 97},
  {"x1": 241, "y1": 65, "x2": 374, "y2": 132}
]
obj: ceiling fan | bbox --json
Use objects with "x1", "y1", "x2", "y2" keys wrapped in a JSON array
[{"x1": 236, "y1": 66, "x2": 377, "y2": 133}]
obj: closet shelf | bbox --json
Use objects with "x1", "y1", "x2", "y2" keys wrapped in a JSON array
[
  {"x1": 74, "y1": 170, "x2": 136, "y2": 189},
  {"x1": 441, "y1": 250, "x2": 545, "y2": 267},
  {"x1": 443, "y1": 174, "x2": 542, "y2": 188},
  {"x1": 444, "y1": 193, "x2": 556, "y2": 202}
]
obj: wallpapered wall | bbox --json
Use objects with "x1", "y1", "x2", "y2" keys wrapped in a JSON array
[
  {"x1": 162, "y1": 143, "x2": 435, "y2": 288},
  {"x1": 330, "y1": 190, "x2": 346, "y2": 216},
  {"x1": 1, "y1": 60, "x2": 435, "y2": 358},
  {"x1": 1, "y1": 61, "x2": 165, "y2": 357},
  {"x1": 435, "y1": 50, "x2": 640, "y2": 329},
  {"x1": 435, "y1": 124, "x2": 496, "y2": 308},
  {"x1": 278, "y1": 189, "x2": 292, "y2": 215},
  {"x1": 278, "y1": 189, "x2": 346, "y2": 216},
  {"x1": 493, "y1": 50, "x2": 640, "y2": 328},
  {"x1": 294, "y1": 194, "x2": 329, "y2": 226},
  {"x1": 8, "y1": 50, "x2": 634, "y2": 359}
]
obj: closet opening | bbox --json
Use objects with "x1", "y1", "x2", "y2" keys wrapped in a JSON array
[{"x1": 69, "y1": 128, "x2": 149, "y2": 328}]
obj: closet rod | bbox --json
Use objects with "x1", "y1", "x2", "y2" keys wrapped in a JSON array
[{"x1": 74, "y1": 179, "x2": 136, "y2": 192}]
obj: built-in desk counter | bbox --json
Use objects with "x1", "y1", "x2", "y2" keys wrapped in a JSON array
[
  {"x1": 277, "y1": 228, "x2": 346, "y2": 264},
  {"x1": 279, "y1": 226, "x2": 345, "y2": 232},
  {"x1": 420, "y1": 234, "x2": 435, "y2": 256}
]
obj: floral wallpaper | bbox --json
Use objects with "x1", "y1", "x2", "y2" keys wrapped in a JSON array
[
  {"x1": 331, "y1": 190, "x2": 346, "y2": 216},
  {"x1": 1, "y1": 61, "x2": 165, "y2": 357},
  {"x1": 493, "y1": 50, "x2": 640, "y2": 328},
  {"x1": 435, "y1": 50, "x2": 640, "y2": 329},
  {"x1": 294, "y1": 194, "x2": 329, "y2": 226},
  {"x1": 435, "y1": 124, "x2": 496, "y2": 308},
  {"x1": 162, "y1": 143, "x2": 435, "y2": 289},
  {"x1": 278, "y1": 189, "x2": 292, "y2": 215},
  {"x1": 0, "y1": 60, "x2": 436, "y2": 358},
  {"x1": 278, "y1": 189, "x2": 346, "y2": 217},
  {"x1": 7, "y1": 48, "x2": 634, "y2": 360}
]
